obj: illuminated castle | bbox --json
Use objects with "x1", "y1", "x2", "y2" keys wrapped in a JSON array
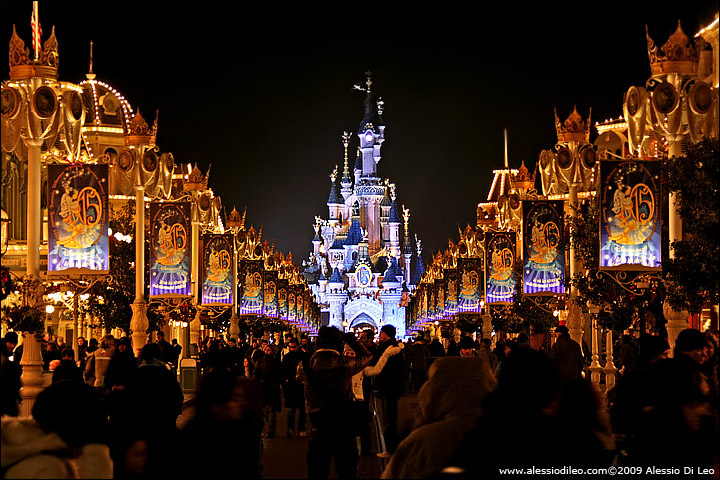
[{"x1": 303, "y1": 73, "x2": 421, "y2": 337}]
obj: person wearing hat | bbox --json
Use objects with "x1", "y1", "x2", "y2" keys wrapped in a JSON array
[
  {"x1": 550, "y1": 325, "x2": 584, "y2": 384},
  {"x1": 458, "y1": 336, "x2": 477, "y2": 357}
]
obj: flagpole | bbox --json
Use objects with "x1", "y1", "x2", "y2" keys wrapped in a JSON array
[{"x1": 32, "y1": 1, "x2": 40, "y2": 61}]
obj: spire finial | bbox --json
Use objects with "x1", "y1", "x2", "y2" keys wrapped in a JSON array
[
  {"x1": 330, "y1": 165, "x2": 338, "y2": 183},
  {"x1": 504, "y1": 129, "x2": 509, "y2": 169},
  {"x1": 402, "y1": 205, "x2": 410, "y2": 233},
  {"x1": 365, "y1": 70, "x2": 372, "y2": 92},
  {"x1": 87, "y1": 40, "x2": 95, "y2": 79}
]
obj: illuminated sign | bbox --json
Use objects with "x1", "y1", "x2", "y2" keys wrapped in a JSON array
[
  {"x1": 201, "y1": 234, "x2": 233, "y2": 305},
  {"x1": 600, "y1": 160, "x2": 661, "y2": 271},
  {"x1": 149, "y1": 202, "x2": 192, "y2": 297},
  {"x1": 356, "y1": 264, "x2": 372, "y2": 288},
  {"x1": 522, "y1": 201, "x2": 566, "y2": 295},
  {"x1": 486, "y1": 231, "x2": 517, "y2": 304},
  {"x1": 48, "y1": 164, "x2": 109, "y2": 275}
]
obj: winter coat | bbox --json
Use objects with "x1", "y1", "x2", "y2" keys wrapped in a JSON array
[
  {"x1": 381, "y1": 357, "x2": 496, "y2": 478},
  {"x1": 0, "y1": 417, "x2": 112, "y2": 479},
  {"x1": 374, "y1": 339, "x2": 406, "y2": 398},
  {"x1": 551, "y1": 334, "x2": 584, "y2": 382},
  {"x1": 280, "y1": 350, "x2": 306, "y2": 409},
  {"x1": 84, "y1": 347, "x2": 114, "y2": 388},
  {"x1": 297, "y1": 343, "x2": 372, "y2": 419},
  {"x1": 348, "y1": 344, "x2": 403, "y2": 401}
]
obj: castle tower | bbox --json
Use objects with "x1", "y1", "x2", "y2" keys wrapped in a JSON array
[
  {"x1": 388, "y1": 186, "x2": 402, "y2": 258},
  {"x1": 326, "y1": 267, "x2": 346, "y2": 329},
  {"x1": 353, "y1": 72, "x2": 386, "y2": 256},
  {"x1": 340, "y1": 131, "x2": 353, "y2": 204},
  {"x1": 402, "y1": 206, "x2": 413, "y2": 287},
  {"x1": 380, "y1": 257, "x2": 404, "y2": 337},
  {"x1": 327, "y1": 166, "x2": 342, "y2": 225}
]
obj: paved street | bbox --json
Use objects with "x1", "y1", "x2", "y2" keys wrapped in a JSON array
[{"x1": 177, "y1": 393, "x2": 419, "y2": 479}]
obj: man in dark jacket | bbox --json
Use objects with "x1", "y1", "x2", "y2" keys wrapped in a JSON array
[
  {"x1": 297, "y1": 326, "x2": 372, "y2": 479},
  {"x1": 281, "y1": 338, "x2": 307, "y2": 436},
  {"x1": 405, "y1": 337, "x2": 431, "y2": 393},
  {"x1": 374, "y1": 324, "x2": 405, "y2": 458},
  {"x1": 551, "y1": 325, "x2": 584, "y2": 383}
]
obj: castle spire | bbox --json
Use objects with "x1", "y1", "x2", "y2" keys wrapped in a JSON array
[
  {"x1": 341, "y1": 131, "x2": 352, "y2": 193},
  {"x1": 86, "y1": 40, "x2": 96, "y2": 80}
]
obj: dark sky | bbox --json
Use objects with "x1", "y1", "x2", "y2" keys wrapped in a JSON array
[{"x1": 3, "y1": 3, "x2": 717, "y2": 261}]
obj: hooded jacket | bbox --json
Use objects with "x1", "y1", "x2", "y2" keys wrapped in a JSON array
[
  {"x1": 1, "y1": 417, "x2": 112, "y2": 479},
  {"x1": 381, "y1": 356, "x2": 497, "y2": 479}
]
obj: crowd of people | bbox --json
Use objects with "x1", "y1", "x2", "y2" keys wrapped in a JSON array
[{"x1": 1, "y1": 325, "x2": 718, "y2": 478}]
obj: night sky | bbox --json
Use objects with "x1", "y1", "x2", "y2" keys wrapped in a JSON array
[{"x1": 3, "y1": 3, "x2": 718, "y2": 262}]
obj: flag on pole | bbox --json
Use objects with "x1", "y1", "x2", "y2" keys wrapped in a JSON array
[{"x1": 31, "y1": 2, "x2": 42, "y2": 60}]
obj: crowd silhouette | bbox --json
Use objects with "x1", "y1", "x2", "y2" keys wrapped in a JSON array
[{"x1": 1, "y1": 326, "x2": 718, "y2": 478}]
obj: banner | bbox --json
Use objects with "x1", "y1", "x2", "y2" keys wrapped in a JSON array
[
  {"x1": 435, "y1": 278, "x2": 446, "y2": 320},
  {"x1": 149, "y1": 202, "x2": 191, "y2": 297},
  {"x1": 421, "y1": 287, "x2": 428, "y2": 324},
  {"x1": 428, "y1": 284, "x2": 436, "y2": 321},
  {"x1": 48, "y1": 164, "x2": 109, "y2": 274},
  {"x1": 522, "y1": 201, "x2": 566, "y2": 295},
  {"x1": 458, "y1": 258, "x2": 482, "y2": 312},
  {"x1": 485, "y1": 231, "x2": 517, "y2": 304},
  {"x1": 240, "y1": 259, "x2": 263, "y2": 314},
  {"x1": 288, "y1": 287, "x2": 296, "y2": 323},
  {"x1": 201, "y1": 234, "x2": 234, "y2": 305},
  {"x1": 263, "y1": 270, "x2": 278, "y2": 318},
  {"x1": 278, "y1": 279, "x2": 288, "y2": 320},
  {"x1": 296, "y1": 289, "x2": 305, "y2": 324},
  {"x1": 600, "y1": 160, "x2": 661, "y2": 270},
  {"x1": 444, "y1": 269, "x2": 459, "y2": 317}
]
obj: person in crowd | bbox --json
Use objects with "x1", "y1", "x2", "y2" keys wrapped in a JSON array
[
  {"x1": 281, "y1": 338, "x2": 308, "y2": 437},
  {"x1": 477, "y1": 338, "x2": 499, "y2": 372},
  {"x1": 1, "y1": 380, "x2": 113, "y2": 478},
  {"x1": 253, "y1": 342, "x2": 283, "y2": 438},
  {"x1": 110, "y1": 434, "x2": 149, "y2": 479},
  {"x1": 297, "y1": 326, "x2": 373, "y2": 479},
  {"x1": 123, "y1": 342, "x2": 183, "y2": 476},
  {"x1": 381, "y1": 356, "x2": 497, "y2": 478},
  {"x1": 105, "y1": 337, "x2": 138, "y2": 438},
  {"x1": 225, "y1": 337, "x2": 245, "y2": 375},
  {"x1": 514, "y1": 332, "x2": 531, "y2": 351},
  {"x1": 555, "y1": 377, "x2": 615, "y2": 467},
  {"x1": 348, "y1": 339, "x2": 403, "y2": 456},
  {"x1": 550, "y1": 325, "x2": 584, "y2": 383},
  {"x1": 702, "y1": 332, "x2": 718, "y2": 415},
  {"x1": 43, "y1": 335, "x2": 61, "y2": 370},
  {"x1": 373, "y1": 324, "x2": 406, "y2": 459},
  {"x1": 458, "y1": 336, "x2": 476, "y2": 357},
  {"x1": 609, "y1": 334, "x2": 670, "y2": 438},
  {"x1": 76, "y1": 336, "x2": 88, "y2": 370},
  {"x1": 427, "y1": 337, "x2": 445, "y2": 363},
  {"x1": 446, "y1": 337, "x2": 460, "y2": 356},
  {"x1": 618, "y1": 334, "x2": 639, "y2": 377},
  {"x1": 84, "y1": 335, "x2": 115, "y2": 390},
  {"x1": 168, "y1": 339, "x2": 182, "y2": 373},
  {"x1": 628, "y1": 328, "x2": 716, "y2": 469},
  {"x1": 174, "y1": 369, "x2": 263, "y2": 478},
  {"x1": 4, "y1": 332, "x2": 19, "y2": 357},
  {"x1": 154, "y1": 331, "x2": 173, "y2": 366},
  {"x1": 441, "y1": 348, "x2": 562, "y2": 477},
  {"x1": 51, "y1": 348, "x2": 83, "y2": 384},
  {"x1": 404, "y1": 336, "x2": 430, "y2": 394},
  {"x1": 1, "y1": 337, "x2": 22, "y2": 417},
  {"x1": 300, "y1": 336, "x2": 314, "y2": 356}
]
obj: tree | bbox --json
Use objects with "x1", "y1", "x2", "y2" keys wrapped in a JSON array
[{"x1": 663, "y1": 139, "x2": 719, "y2": 314}]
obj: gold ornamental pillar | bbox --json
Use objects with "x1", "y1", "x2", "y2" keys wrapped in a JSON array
[{"x1": 130, "y1": 185, "x2": 149, "y2": 357}]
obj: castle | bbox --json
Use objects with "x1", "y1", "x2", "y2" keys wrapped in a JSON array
[{"x1": 302, "y1": 74, "x2": 423, "y2": 338}]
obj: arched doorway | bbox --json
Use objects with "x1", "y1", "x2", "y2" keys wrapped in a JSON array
[{"x1": 349, "y1": 312, "x2": 377, "y2": 335}]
